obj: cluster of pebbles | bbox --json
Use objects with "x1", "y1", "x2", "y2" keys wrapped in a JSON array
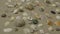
[{"x1": 0, "y1": 0, "x2": 60, "y2": 34}]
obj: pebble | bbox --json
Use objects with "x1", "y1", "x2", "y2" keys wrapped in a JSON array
[
  {"x1": 23, "y1": 28, "x2": 31, "y2": 34},
  {"x1": 13, "y1": 9, "x2": 18, "y2": 14},
  {"x1": 7, "y1": 5, "x2": 14, "y2": 8},
  {"x1": 51, "y1": 4, "x2": 56, "y2": 7},
  {"x1": 31, "y1": 19, "x2": 38, "y2": 24},
  {"x1": 10, "y1": 16, "x2": 15, "y2": 21},
  {"x1": 47, "y1": 20, "x2": 53, "y2": 26},
  {"x1": 39, "y1": 29, "x2": 44, "y2": 34},
  {"x1": 30, "y1": 24, "x2": 36, "y2": 29},
  {"x1": 45, "y1": 0, "x2": 51, "y2": 4},
  {"x1": 3, "y1": 28, "x2": 13, "y2": 32},
  {"x1": 55, "y1": 21, "x2": 60, "y2": 26},
  {"x1": 38, "y1": 23, "x2": 43, "y2": 27},
  {"x1": 55, "y1": 28, "x2": 60, "y2": 31},
  {"x1": 1, "y1": 14, "x2": 7, "y2": 18},
  {"x1": 15, "y1": 20, "x2": 25, "y2": 27},
  {"x1": 50, "y1": 10, "x2": 56, "y2": 14},
  {"x1": 56, "y1": 15, "x2": 60, "y2": 19},
  {"x1": 4, "y1": 21, "x2": 10, "y2": 26},
  {"x1": 23, "y1": 12, "x2": 28, "y2": 16},
  {"x1": 48, "y1": 26, "x2": 53, "y2": 31},
  {"x1": 8, "y1": 0, "x2": 12, "y2": 2}
]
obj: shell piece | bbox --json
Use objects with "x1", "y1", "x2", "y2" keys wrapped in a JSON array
[
  {"x1": 3, "y1": 28, "x2": 13, "y2": 32},
  {"x1": 55, "y1": 21, "x2": 60, "y2": 26}
]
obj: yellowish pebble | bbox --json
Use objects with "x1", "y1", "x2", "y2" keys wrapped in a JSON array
[
  {"x1": 10, "y1": 16, "x2": 15, "y2": 21},
  {"x1": 4, "y1": 21, "x2": 10, "y2": 26},
  {"x1": 55, "y1": 21, "x2": 60, "y2": 26}
]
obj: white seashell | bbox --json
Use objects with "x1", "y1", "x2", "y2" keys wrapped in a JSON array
[
  {"x1": 3, "y1": 28, "x2": 13, "y2": 32},
  {"x1": 38, "y1": 23, "x2": 43, "y2": 27},
  {"x1": 56, "y1": 15, "x2": 60, "y2": 19},
  {"x1": 39, "y1": 29, "x2": 44, "y2": 33},
  {"x1": 4, "y1": 21, "x2": 10, "y2": 26}
]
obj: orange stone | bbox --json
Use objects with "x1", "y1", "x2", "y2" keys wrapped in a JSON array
[{"x1": 55, "y1": 21, "x2": 60, "y2": 26}]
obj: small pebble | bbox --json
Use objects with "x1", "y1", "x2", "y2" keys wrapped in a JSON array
[
  {"x1": 3, "y1": 28, "x2": 13, "y2": 32},
  {"x1": 55, "y1": 21, "x2": 60, "y2": 26},
  {"x1": 32, "y1": 19, "x2": 38, "y2": 24},
  {"x1": 30, "y1": 24, "x2": 36, "y2": 29},
  {"x1": 45, "y1": 0, "x2": 51, "y2": 4},
  {"x1": 56, "y1": 15, "x2": 60, "y2": 19},
  {"x1": 1, "y1": 14, "x2": 7, "y2": 18},
  {"x1": 50, "y1": 10, "x2": 56, "y2": 14},
  {"x1": 38, "y1": 23, "x2": 43, "y2": 27},
  {"x1": 48, "y1": 26, "x2": 53, "y2": 31},
  {"x1": 13, "y1": 9, "x2": 18, "y2": 14},
  {"x1": 15, "y1": 20, "x2": 25, "y2": 27},
  {"x1": 23, "y1": 28, "x2": 31, "y2": 34},
  {"x1": 55, "y1": 28, "x2": 60, "y2": 31},
  {"x1": 4, "y1": 21, "x2": 10, "y2": 26},
  {"x1": 39, "y1": 29, "x2": 44, "y2": 34}
]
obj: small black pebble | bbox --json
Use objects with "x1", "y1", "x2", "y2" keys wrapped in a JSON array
[
  {"x1": 32, "y1": 19, "x2": 38, "y2": 24},
  {"x1": 19, "y1": 9, "x2": 24, "y2": 12},
  {"x1": 57, "y1": 12, "x2": 60, "y2": 14},
  {"x1": 1, "y1": 14, "x2": 7, "y2": 17},
  {"x1": 51, "y1": 11, "x2": 56, "y2": 14}
]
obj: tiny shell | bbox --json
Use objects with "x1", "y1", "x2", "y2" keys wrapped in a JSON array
[
  {"x1": 3, "y1": 28, "x2": 12, "y2": 32},
  {"x1": 13, "y1": 9, "x2": 18, "y2": 14}
]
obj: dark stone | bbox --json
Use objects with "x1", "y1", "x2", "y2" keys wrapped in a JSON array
[
  {"x1": 51, "y1": 11, "x2": 56, "y2": 14},
  {"x1": 55, "y1": 28, "x2": 60, "y2": 31},
  {"x1": 46, "y1": 0, "x2": 51, "y2": 4},
  {"x1": 32, "y1": 19, "x2": 38, "y2": 24},
  {"x1": 16, "y1": 20, "x2": 25, "y2": 27},
  {"x1": 1, "y1": 14, "x2": 7, "y2": 17},
  {"x1": 19, "y1": 9, "x2": 24, "y2": 12}
]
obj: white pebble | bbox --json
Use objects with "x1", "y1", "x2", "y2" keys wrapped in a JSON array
[
  {"x1": 3, "y1": 28, "x2": 13, "y2": 32},
  {"x1": 27, "y1": 17, "x2": 33, "y2": 20},
  {"x1": 4, "y1": 21, "x2": 10, "y2": 26},
  {"x1": 7, "y1": 5, "x2": 14, "y2": 7},
  {"x1": 38, "y1": 23, "x2": 43, "y2": 27},
  {"x1": 30, "y1": 24, "x2": 36, "y2": 29},
  {"x1": 23, "y1": 12, "x2": 28, "y2": 16},
  {"x1": 10, "y1": 16, "x2": 15, "y2": 20},
  {"x1": 51, "y1": 4, "x2": 56, "y2": 7},
  {"x1": 13, "y1": 9, "x2": 18, "y2": 14},
  {"x1": 48, "y1": 26, "x2": 53, "y2": 31},
  {"x1": 16, "y1": 16, "x2": 21, "y2": 20},
  {"x1": 56, "y1": 15, "x2": 60, "y2": 19},
  {"x1": 39, "y1": 29, "x2": 44, "y2": 33}
]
